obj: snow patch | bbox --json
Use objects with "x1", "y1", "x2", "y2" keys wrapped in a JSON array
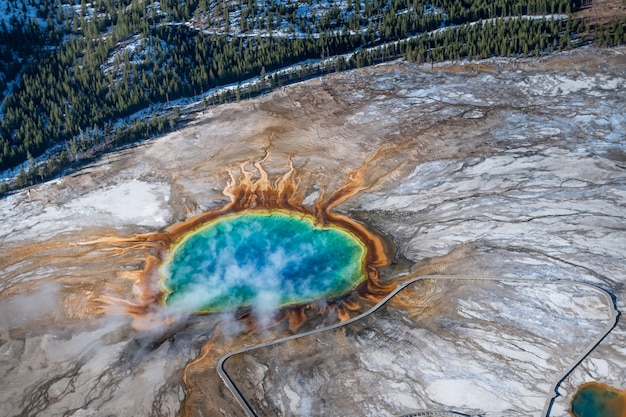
[
  {"x1": 66, "y1": 180, "x2": 170, "y2": 227},
  {"x1": 426, "y1": 379, "x2": 509, "y2": 412}
]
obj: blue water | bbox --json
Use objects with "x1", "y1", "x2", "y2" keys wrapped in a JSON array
[
  {"x1": 571, "y1": 383, "x2": 625, "y2": 417},
  {"x1": 160, "y1": 210, "x2": 367, "y2": 312}
]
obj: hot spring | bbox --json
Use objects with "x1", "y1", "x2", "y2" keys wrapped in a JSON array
[
  {"x1": 571, "y1": 382, "x2": 626, "y2": 417},
  {"x1": 159, "y1": 209, "x2": 368, "y2": 313}
]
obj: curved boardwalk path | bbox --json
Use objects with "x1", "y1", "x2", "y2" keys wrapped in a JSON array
[{"x1": 217, "y1": 274, "x2": 620, "y2": 417}]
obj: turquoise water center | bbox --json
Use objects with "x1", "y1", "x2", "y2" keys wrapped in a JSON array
[{"x1": 160, "y1": 210, "x2": 368, "y2": 312}]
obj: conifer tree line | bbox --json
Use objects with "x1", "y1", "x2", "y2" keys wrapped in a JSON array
[{"x1": 0, "y1": 0, "x2": 624, "y2": 193}]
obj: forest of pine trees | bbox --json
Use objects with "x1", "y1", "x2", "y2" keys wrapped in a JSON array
[{"x1": 0, "y1": 0, "x2": 624, "y2": 194}]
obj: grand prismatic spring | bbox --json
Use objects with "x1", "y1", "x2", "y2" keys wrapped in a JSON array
[
  {"x1": 64, "y1": 157, "x2": 397, "y2": 415},
  {"x1": 98, "y1": 156, "x2": 394, "y2": 330}
]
